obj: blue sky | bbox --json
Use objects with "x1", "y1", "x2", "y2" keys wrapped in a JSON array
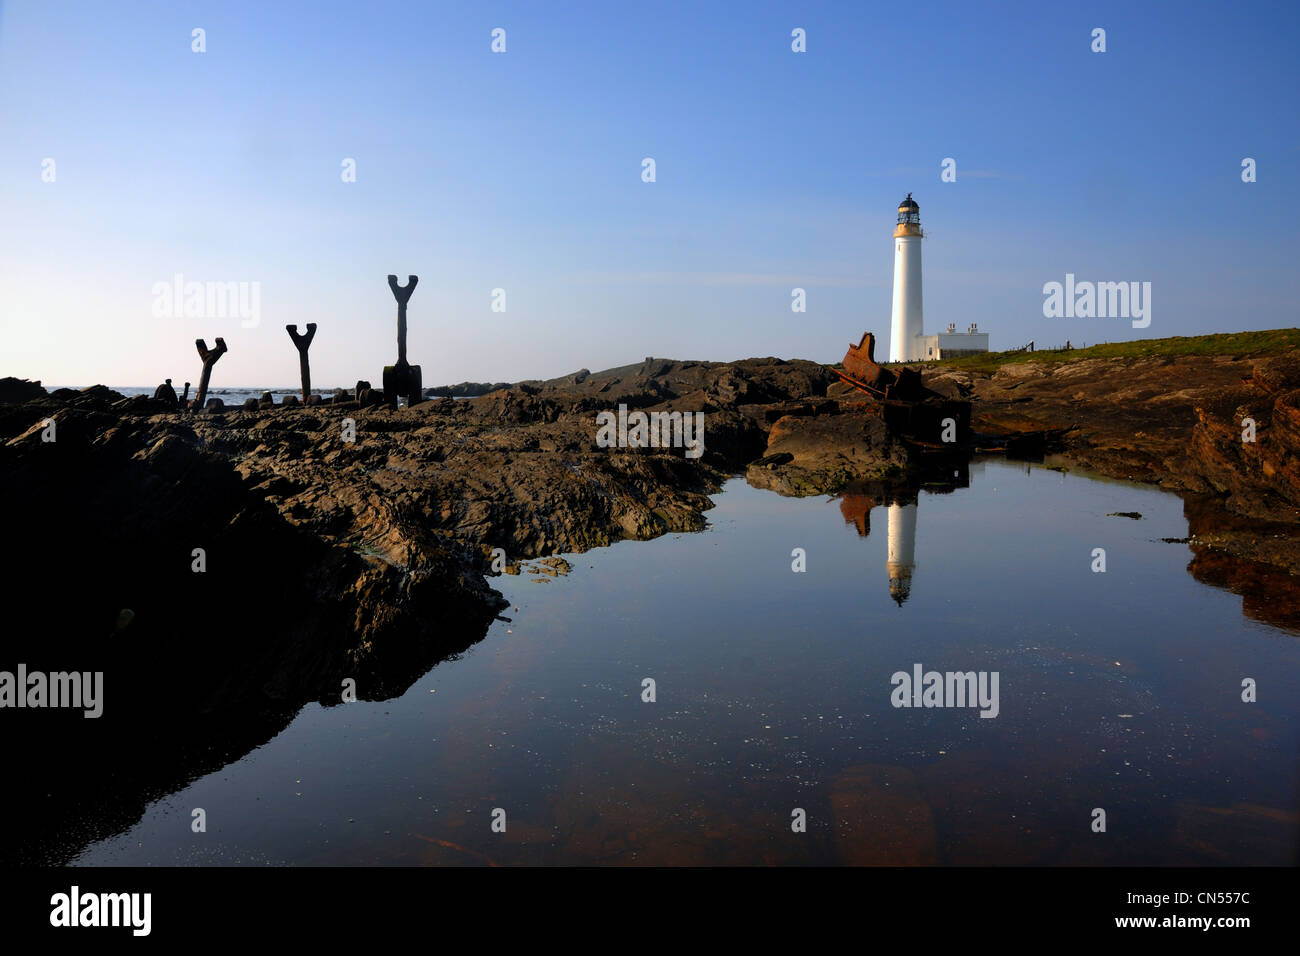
[{"x1": 2, "y1": 0, "x2": 1297, "y2": 387}]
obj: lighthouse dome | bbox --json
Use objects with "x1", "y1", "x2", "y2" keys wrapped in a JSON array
[{"x1": 897, "y1": 193, "x2": 920, "y2": 225}]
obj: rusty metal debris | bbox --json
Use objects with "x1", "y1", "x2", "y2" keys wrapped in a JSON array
[
  {"x1": 834, "y1": 331, "x2": 1077, "y2": 456},
  {"x1": 837, "y1": 332, "x2": 925, "y2": 401},
  {"x1": 286, "y1": 323, "x2": 318, "y2": 404},
  {"x1": 834, "y1": 332, "x2": 970, "y2": 445},
  {"x1": 382, "y1": 275, "x2": 422, "y2": 407}
]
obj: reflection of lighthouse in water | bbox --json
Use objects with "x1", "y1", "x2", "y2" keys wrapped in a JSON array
[
  {"x1": 832, "y1": 463, "x2": 981, "y2": 605},
  {"x1": 886, "y1": 502, "x2": 917, "y2": 606}
]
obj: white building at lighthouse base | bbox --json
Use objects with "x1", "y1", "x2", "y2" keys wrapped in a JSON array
[{"x1": 916, "y1": 325, "x2": 990, "y2": 361}]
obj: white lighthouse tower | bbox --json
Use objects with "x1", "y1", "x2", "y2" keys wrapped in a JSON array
[
  {"x1": 888, "y1": 193, "x2": 924, "y2": 363},
  {"x1": 886, "y1": 501, "x2": 918, "y2": 606}
]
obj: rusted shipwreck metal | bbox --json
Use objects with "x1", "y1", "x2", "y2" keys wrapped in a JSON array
[
  {"x1": 834, "y1": 331, "x2": 1075, "y2": 456},
  {"x1": 834, "y1": 332, "x2": 970, "y2": 446},
  {"x1": 838, "y1": 331, "x2": 924, "y2": 400}
]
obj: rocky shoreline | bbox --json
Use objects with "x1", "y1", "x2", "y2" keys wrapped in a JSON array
[
  {"x1": 5, "y1": 344, "x2": 1298, "y2": 657},
  {"x1": 2, "y1": 340, "x2": 1298, "y2": 861}
]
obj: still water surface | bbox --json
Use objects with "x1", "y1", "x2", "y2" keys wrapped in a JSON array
[{"x1": 76, "y1": 460, "x2": 1299, "y2": 865}]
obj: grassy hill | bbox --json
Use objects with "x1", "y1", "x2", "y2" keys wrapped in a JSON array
[{"x1": 921, "y1": 329, "x2": 1300, "y2": 374}]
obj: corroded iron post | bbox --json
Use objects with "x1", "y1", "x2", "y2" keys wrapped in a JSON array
[
  {"x1": 193, "y1": 338, "x2": 227, "y2": 411},
  {"x1": 382, "y1": 275, "x2": 422, "y2": 406},
  {"x1": 286, "y1": 323, "x2": 317, "y2": 403}
]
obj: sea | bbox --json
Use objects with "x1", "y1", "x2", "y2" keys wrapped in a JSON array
[{"x1": 55, "y1": 385, "x2": 341, "y2": 404}]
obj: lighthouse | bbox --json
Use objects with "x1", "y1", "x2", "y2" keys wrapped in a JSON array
[
  {"x1": 886, "y1": 501, "x2": 917, "y2": 606},
  {"x1": 889, "y1": 193, "x2": 924, "y2": 363}
]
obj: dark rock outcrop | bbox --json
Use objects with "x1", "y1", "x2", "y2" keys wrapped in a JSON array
[
  {"x1": 0, "y1": 402, "x2": 508, "y2": 864},
  {"x1": 747, "y1": 407, "x2": 912, "y2": 495},
  {"x1": 425, "y1": 380, "x2": 515, "y2": 398},
  {"x1": 0, "y1": 377, "x2": 46, "y2": 403}
]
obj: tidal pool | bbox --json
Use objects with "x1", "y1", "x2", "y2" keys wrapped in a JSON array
[{"x1": 75, "y1": 459, "x2": 1299, "y2": 865}]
